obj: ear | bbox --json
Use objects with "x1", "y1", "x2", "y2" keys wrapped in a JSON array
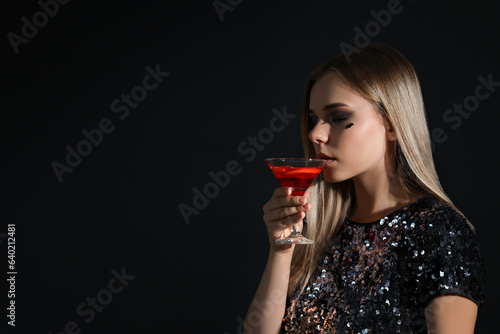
[{"x1": 384, "y1": 118, "x2": 397, "y2": 142}]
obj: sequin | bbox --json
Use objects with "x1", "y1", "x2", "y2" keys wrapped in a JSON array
[{"x1": 282, "y1": 197, "x2": 486, "y2": 333}]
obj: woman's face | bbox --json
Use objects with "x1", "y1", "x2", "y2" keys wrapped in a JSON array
[{"x1": 308, "y1": 71, "x2": 394, "y2": 183}]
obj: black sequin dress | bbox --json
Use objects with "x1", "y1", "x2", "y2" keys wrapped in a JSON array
[{"x1": 282, "y1": 197, "x2": 486, "y2": 333}]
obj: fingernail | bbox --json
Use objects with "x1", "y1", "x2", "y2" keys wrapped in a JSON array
[{"x1": 298, "y1": 197, "x2": 305, "y2": 204}]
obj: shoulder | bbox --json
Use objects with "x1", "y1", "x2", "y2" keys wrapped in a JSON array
[
  {"x1": 405, "y1": 196, "x2": 474, "y2": 237},
  {"x1": 402, "y1": 196, "x2": 481, "y2": 262},
  {"x1": 402, "y1": 197, "x2": 486, "y2": 307}
]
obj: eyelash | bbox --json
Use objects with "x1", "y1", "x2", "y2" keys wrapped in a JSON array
[{"x1": 309, "y1": 115, "x2": 348, "y2": 125}]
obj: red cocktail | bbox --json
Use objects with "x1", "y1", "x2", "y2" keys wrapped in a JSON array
[
  {"x1": 265, "y1": 158, "x2": 326, "y2": 244},
  {"x1": 267, "y1": 165, "x2": 324, "y2": 196}
]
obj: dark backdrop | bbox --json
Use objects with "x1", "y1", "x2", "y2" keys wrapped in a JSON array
[{"x1": 2, "y1": 1, "x2": 499, "y2": 333}]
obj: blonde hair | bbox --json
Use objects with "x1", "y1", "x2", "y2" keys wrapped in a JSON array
[{"x1": 289, "y1": 43, "x2": 471, "y2": 295}]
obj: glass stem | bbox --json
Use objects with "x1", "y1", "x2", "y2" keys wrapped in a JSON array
[{"x1": 291, "y1": 215, "x2": 306, "y2": 235}]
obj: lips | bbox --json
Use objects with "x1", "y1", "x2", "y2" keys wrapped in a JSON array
[
  {"x1": 316, "y1": 153, "x2": 334, "y2": 159},
  {"x1": 316, "y1": 153, "x2": 336, "y2": 166}
]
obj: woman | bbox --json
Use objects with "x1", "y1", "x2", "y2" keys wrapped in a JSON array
[{"x1": 245, "y1": 43, "x2": 485, "y2": 333}]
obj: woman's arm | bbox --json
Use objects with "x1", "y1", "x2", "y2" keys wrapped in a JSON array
[
  {"x1": 243, "y1": 250, "x2": 293, "y2": 334},
  {"x1": 244, "y1": 187, "x2": 311, "y2": 333},
  {"x1": 425, "y1": 295, "x2": 478, "y2": 334}
]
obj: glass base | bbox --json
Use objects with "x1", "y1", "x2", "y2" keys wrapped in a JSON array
[{"x1": 275, "y1": 233, "x2": 314, "y2": 245}]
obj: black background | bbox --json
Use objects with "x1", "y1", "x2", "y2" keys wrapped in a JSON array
[{"x1": 2, "y1": 0, "x2": 499, "y2": 333}]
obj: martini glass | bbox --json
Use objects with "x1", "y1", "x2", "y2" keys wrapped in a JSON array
[{"x1": 265, "y1": 158, "x2": 326, "y2": 244}]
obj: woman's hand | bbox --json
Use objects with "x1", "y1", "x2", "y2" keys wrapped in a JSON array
[{"x1": 262, "y1": 187, "x2": 311, "y2": 254}]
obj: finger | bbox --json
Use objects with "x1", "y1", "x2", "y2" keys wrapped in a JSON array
[
  {"x1": 264, "y1": 195, "x2": 307, "y2": 214},
  {"x1": 303, "y1": 190, "x2": 310, "y2": 202},
  {"x1": 273, "y1": 212, "x2": 304, "y2": 231},
  {"x1": 263, "y1": 188, "x2": 291, "y2": 213},
  {"x1": 268, "y1": 194, "x2": 309, "y2": 209},
  {"x1": 273, "y1": 187, "x2": 291, "y2": 198},
  {"x1": 266, "y1": 204, "x2": 310, "y2": 222},
  {"x1": 264, "y1": 189, "x2": 292, "y2": 212}
]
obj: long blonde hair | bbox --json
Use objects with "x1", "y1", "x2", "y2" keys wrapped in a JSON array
[{"x1": 289, "y1": 43, "x2": 471, "y2": 295}]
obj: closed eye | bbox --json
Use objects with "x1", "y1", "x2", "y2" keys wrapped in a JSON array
[
  {"x1": 329, "y1": 116, "x2": 348, "y2": 123},
  {"x1": 308, "y1": 111, "x2": 350, "y2": 125}
]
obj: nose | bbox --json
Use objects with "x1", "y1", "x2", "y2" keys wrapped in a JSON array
[{"x1": 308, "y1": 122, "x2": 329, "y2": 144}]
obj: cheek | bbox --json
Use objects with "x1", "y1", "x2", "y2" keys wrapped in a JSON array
[
  {"x1": 323, "y1": 123, "x2": 387, "y2": 182},
  {"x1": 337, "y1": 121, "x2": 387, "y2": 161}
]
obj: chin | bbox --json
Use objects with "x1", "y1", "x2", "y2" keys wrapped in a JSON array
[{"x1": 322, "y1": 171, "x2": 352, "y2": 183}]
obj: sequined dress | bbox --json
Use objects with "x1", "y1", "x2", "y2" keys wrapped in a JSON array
[{"x1": 282, "y1": 197, "x2": 486, "y2": 333}]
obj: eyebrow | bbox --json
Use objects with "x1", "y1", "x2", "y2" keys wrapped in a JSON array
[{"x1": 308, "y1": 102, "x2": 349, "y2": 114}]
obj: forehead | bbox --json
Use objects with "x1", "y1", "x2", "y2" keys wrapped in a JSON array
[{"x1": 308, "y1": 71, "x2": 368, "y2": 112}]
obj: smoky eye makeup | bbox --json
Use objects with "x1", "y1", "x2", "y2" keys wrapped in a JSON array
[
  {"x1": 308, "y1": 110, "x2": 351, "y2": 126},
  {"x1": 328, "y1": 110, "x2": 350, "y2": 123}
]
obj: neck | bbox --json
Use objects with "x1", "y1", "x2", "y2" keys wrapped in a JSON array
[{"x1": 349, "y1": 152, "x2": 413, "y2": 223}]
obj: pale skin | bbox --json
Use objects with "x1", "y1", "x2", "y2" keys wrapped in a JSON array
[{"x1": 244, "y1": 72, "x2": 478, "y2": 333}]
